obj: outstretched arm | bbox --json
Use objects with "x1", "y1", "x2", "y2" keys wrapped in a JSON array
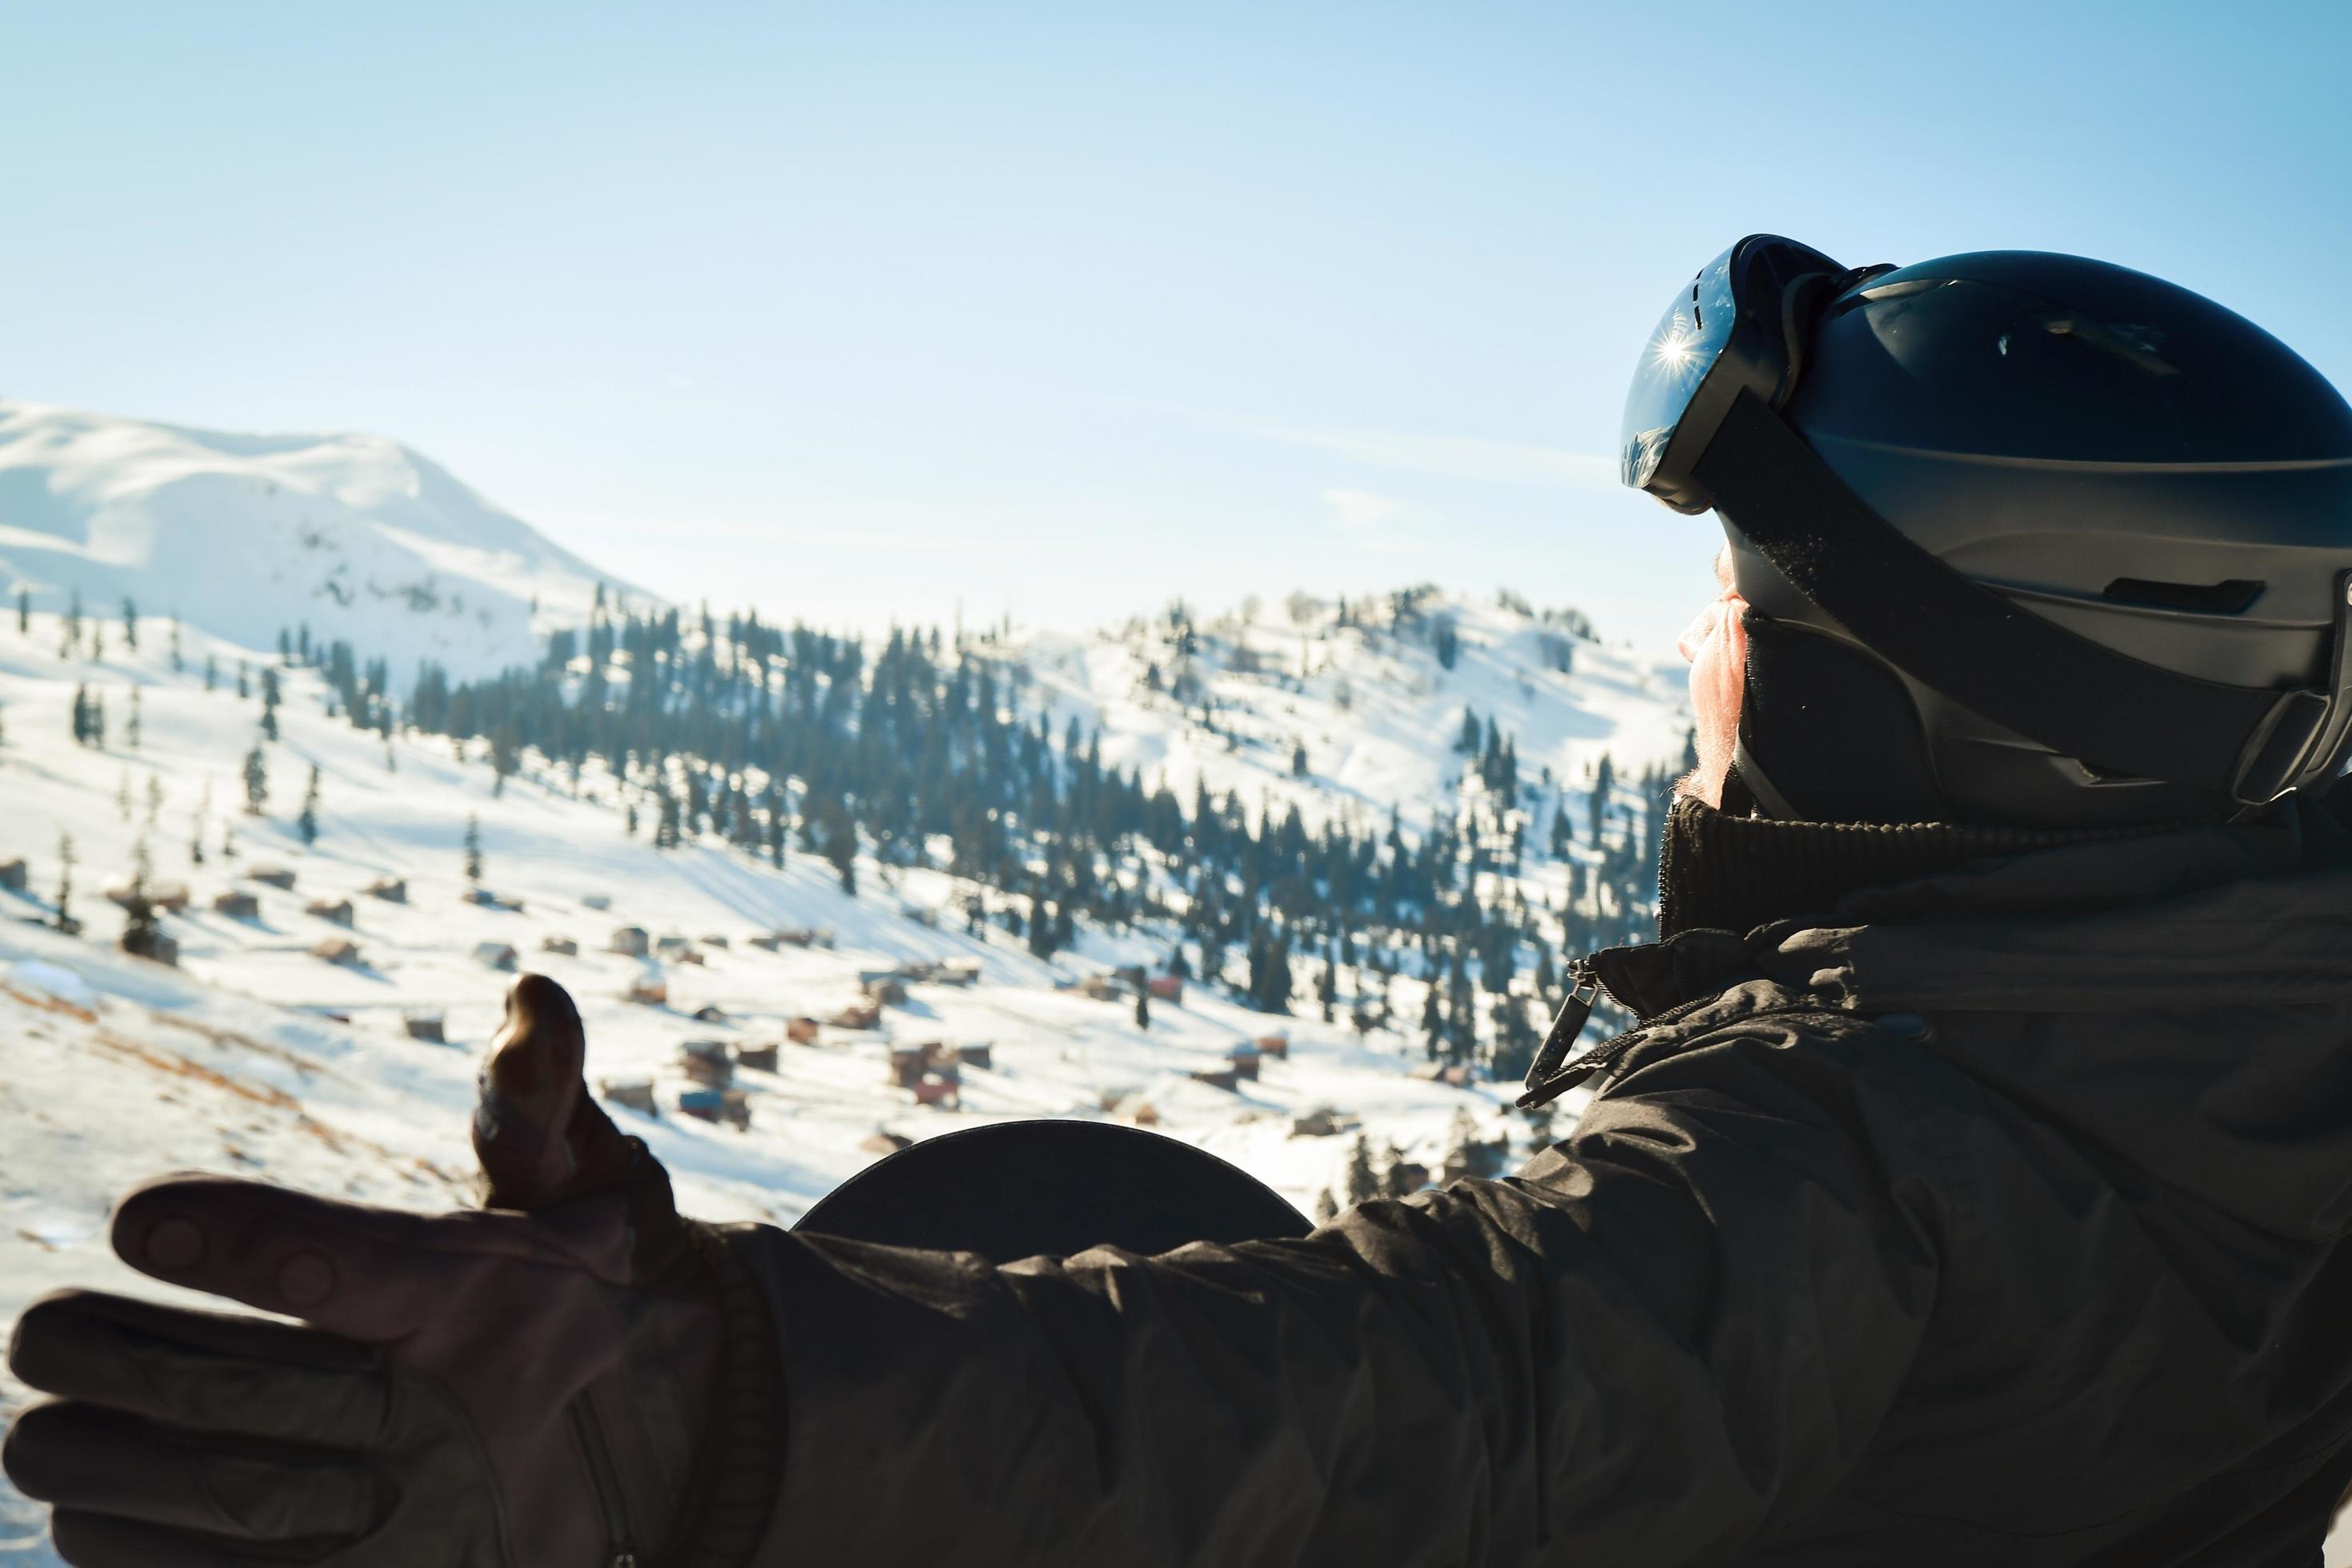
[{"x1": 742, "y1": 1025, "x2": 1945, "y2": 1566}]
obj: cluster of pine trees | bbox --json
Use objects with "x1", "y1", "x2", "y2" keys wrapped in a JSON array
[{"x1": 264, "y1": 587, "x2": 1675, "y2": 1080}]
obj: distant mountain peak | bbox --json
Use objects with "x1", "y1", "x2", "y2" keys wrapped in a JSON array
[{"x1": 0, "y1": 398, "x2": 642, "y2": 679}]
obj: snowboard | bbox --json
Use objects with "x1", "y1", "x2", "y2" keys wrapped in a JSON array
[{"x1": 794, "y1": 1118, "x2": 1314, "y2": 1263}]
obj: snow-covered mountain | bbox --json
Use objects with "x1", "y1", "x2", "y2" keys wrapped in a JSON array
[
  {"x1": 0, "y1": 586, "x2": 1692, "y2": 1555},
  {"x1": 0, "y1": 400, "x2": 635, "y2": 679},
  {"x1": 1016, "y1": 589, "x2": 1690, "y2": 841},
  {"x1": 0, "y1": 406, "x2": 1701, "y2": 1559}
]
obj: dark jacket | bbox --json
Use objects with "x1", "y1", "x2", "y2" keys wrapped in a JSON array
[{"x1": 723, "y1": 798, "x2": 2352, "y2": 1566}]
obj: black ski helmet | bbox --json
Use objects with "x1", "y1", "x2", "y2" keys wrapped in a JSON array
[{"x1": 1624, "y1": 242, "x2": 2352, "y2": 827}]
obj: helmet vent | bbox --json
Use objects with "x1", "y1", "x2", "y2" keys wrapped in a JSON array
[{"x1": 2100, "y1": 577, "x2": 2266, "y2": 614}]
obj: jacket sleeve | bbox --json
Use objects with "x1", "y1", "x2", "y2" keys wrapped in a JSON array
[{"x1": 722, "y1": 1030, "x2": 1947, "y2": 1567}]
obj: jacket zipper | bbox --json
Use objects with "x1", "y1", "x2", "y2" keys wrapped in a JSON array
[
  {"x1": 1516, "y1": 956, "x2": 1722, "y2": 1111},
  {"x1": 569, "y1": 1400, "x2": 639, "y2": 1568}
]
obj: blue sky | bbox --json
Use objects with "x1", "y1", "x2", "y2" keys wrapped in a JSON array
[{"x1": 4, "y1": 1, "x2": 2348, "y2": 655}]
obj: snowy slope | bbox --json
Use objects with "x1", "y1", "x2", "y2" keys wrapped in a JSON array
[
  {"x1": 1017, "y1": 590, "x2": 1688, "y2": 838},
  {"x1": 0, "y1": 591, "x2": 1688, "y2": 1558},
  {"x1": 0, "y1": 401, "x2": 638, "y2": 680}
]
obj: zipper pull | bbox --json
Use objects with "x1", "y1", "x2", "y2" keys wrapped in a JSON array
[{"x1": 1518, "y1": 962, "x2": 1599, "y2": 1108}]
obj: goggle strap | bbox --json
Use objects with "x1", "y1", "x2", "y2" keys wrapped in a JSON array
[{"x1": 1696, "y1": 390, "x2": 2338, "y2": 805}]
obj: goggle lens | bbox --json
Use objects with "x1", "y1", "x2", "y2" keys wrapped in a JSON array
[{"x1": 1620, "y1": 244, "x2": 1740, "y2": 490}]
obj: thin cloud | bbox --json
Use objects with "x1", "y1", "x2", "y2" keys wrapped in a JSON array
[
  {"x1": 1257, "y1": 422, "x2": 1616, "y2": 490},
  {"x1": 1104, "y1": 396, "x2": 1621, "y2": 490},
  {"x1": 1322, "y1": 487, "x2": 1402, "y2": 530}
]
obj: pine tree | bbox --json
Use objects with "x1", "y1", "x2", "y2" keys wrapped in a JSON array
[
  {"x1": 204, "y1": 653, "x2": 218, "y2": 691},
  {"x1": 1134, "y1": 986, "x2": 1151, "y2": 1031},
  {"x1": 116, "y1": 769, "x2": 132, "y2": 821},
  {"x1": 1379, "y1": 1140, "x2": 1417, "y2": 1198},
  {"x1": 126, "y1": 687, "x2": 142, "y2": 750},
  {"x1": 53, "y1": 830, "x2": 74, "y2": 934},
  {"x1": 14, "y1": 587, "x2": 27, "y2": 634},
  {"x1": 121, "y1": 597, "x2": 138, "y2": 650},
  {"x1": 260, "y1": 669, "x2": 281, "y2": 742},
  {"x1": 242, "y1": 745, "x2": 268, "y2": 814},
  {"x1": 169, "y1": 616, "x2": 182, "y2": 673},
  {"x1": 1290, "y1": 742, "x2": 1308, "y2": 777},
  {"x1": 1313, "y1": 1188, "x2": 1339, "y2": 1223},
  {"x1": 120, "y1": 838, "x2": 162, "y2": 961},
  {"x1": 463, "y1": 814, "x2": 483, "y2": 886},
  {"x1": 298, "y1": 766, "x2": 321, "y2": 846},
  {"x1": 1343, "y1": 1135, "x2": 1379, "y2": 1206},
  {"x1": 90, "y1": 691, "x2": 106, "y2": 748},
  {"x1": 236, "y1": 659, "x2": 250, "y2": 699},
  {"x1": 1455, "y1": 706, "x2": 1481, "y2": 755}
]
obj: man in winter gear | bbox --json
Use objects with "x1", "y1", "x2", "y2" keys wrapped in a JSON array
[{"x1": 14, "y1": 244, "x2": 2352, "y2": 1565}]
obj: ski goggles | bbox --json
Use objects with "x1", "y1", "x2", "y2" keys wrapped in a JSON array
[
  {"x1": 1618, "y1": 234, "x2": 1883, "y2": 514},
  {"x1": 1613, "y1": 234, "x2": 2352, "y2": 805}
]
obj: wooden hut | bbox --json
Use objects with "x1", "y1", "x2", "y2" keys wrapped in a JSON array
[
  {"x1": 678, "y1": 1087, "x2": 751, "y2": 1130},
  {"x1": 1254, "y1": 1033, "x2": 1290, "y2": 1060},
  {"x1": 108, "y1": 880, "x2": 190, "y2": 913},
  {"x1": 540, "y1": 934, "x2": 579, "y2": 956},
  {"x1": 311, "y1": 936, "x2": 362, "y2": 966},
  {"x1": 473, "y1": 941, "x2": 519, "y2": 972},
  {"x1": 864, "y1": 976, "x2": 908, "y2": 1006},
  {"x1": 247, "y1": 866, "x2": 297, "y2": 890},
  {"x1": 786, "y1": 1016, "x2": 822, "y2": 1045},
  {"x1": 1189, "y1": 1066, "x2": 1241, "y2": 1093},
  {"x1": 306, "y1": 898, "x2": 355, "y2": 927},
  {"x1": 691, "y1": 1004, "x2": 730, "y2": 1024},
  {"x1": 1228, "y1": 1043, "x2": 1262, "y2": 1082},
  {"x1": 364, "y1": 877, "x2": 409, "y2": 903},
  {"x1": 600, "y1": 1078, "x2": 658, "y2": 1116},
  {"x1": 1114, "y1": 1094, "x2": 1162, "y2": 1127},
  {"x1": 212, "y1": 889, "x2": 261, "y2": 919},
  {"x1": 910, "y1": 1077, "x2": 959, "y2": 1109},
  {"x1": 654, "y1": 934, "x2": 694, "y2": 959},
  {"x1": 582, "y1": 893, "x2": 613, "y2": 911},
  {"x1": 746, "y1": 933, "x2": 783, "y2": 953},
  {"x1": 403, "y1": 1014, "x2": 446, "y2": 1043},
  {"x1": 859, "y1": 1130, "x2": 914, "y2": 1155},
  {"x1": 0, "y1": 858, "x2": 26, "y2": 892},
  {"x1": 608, "y1": 926, "x2": 651, "y2": 958},
  {"x1": 830, "y1": 1001, "x2": 882, "y2": 1030},
  {"x1": 735, "y1": 1042, "x2": 779, "y2": 1073},
  {"x1": 680, "y1": 1040, "x2": 733, "y2": 1087},
  {"x1": 956, "y1": 1042, "x2": 994, "y2": 1071},
  {"x1": 626, "y1": 975, "x2": 669, "y2": 1006},
  {"x1": 699, "y1": 934, "x2": 730, "y2": 950},
  {"x1": 887, "y1": 1046, "x2": 928, "y2": 1089},
  {"x1": 1146, "y1": 975, "x2": 1185, "y2": 1003}
]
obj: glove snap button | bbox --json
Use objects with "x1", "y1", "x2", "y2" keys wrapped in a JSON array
[{"x1": 277, "y1": 1249, "x2": 338, "y2": 1310}]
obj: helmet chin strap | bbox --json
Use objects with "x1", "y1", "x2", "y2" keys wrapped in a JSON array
[{"x1": 1730, "y1": 733, "x2": 1806, "y2": 822}]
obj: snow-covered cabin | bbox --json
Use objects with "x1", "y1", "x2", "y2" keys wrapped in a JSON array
[{"x1": 473, "y1": 942, "x2": 519, "y2": 971}]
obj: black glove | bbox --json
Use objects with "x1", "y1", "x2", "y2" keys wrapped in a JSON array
[{"x1": 3, "y1": 974, "x2": 782, "y2": 1566}]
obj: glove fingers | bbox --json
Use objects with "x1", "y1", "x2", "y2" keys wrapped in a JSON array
[
  {"x1": 474, "y1": 973, "x2": 630, "y2": 1210},
  {"x1": 48, "y1": 1507, "x2": 330, "y2": 1568},
  {"x1": 8, "y1": 1290, "x2": 392, "y2": 1448},
  {"x1": 9, "y1": 1403, "x2": 378, "y2": 1544},
  {"x1": 109, "y1": 1175, "x2": 610, "y2": 1339}
]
